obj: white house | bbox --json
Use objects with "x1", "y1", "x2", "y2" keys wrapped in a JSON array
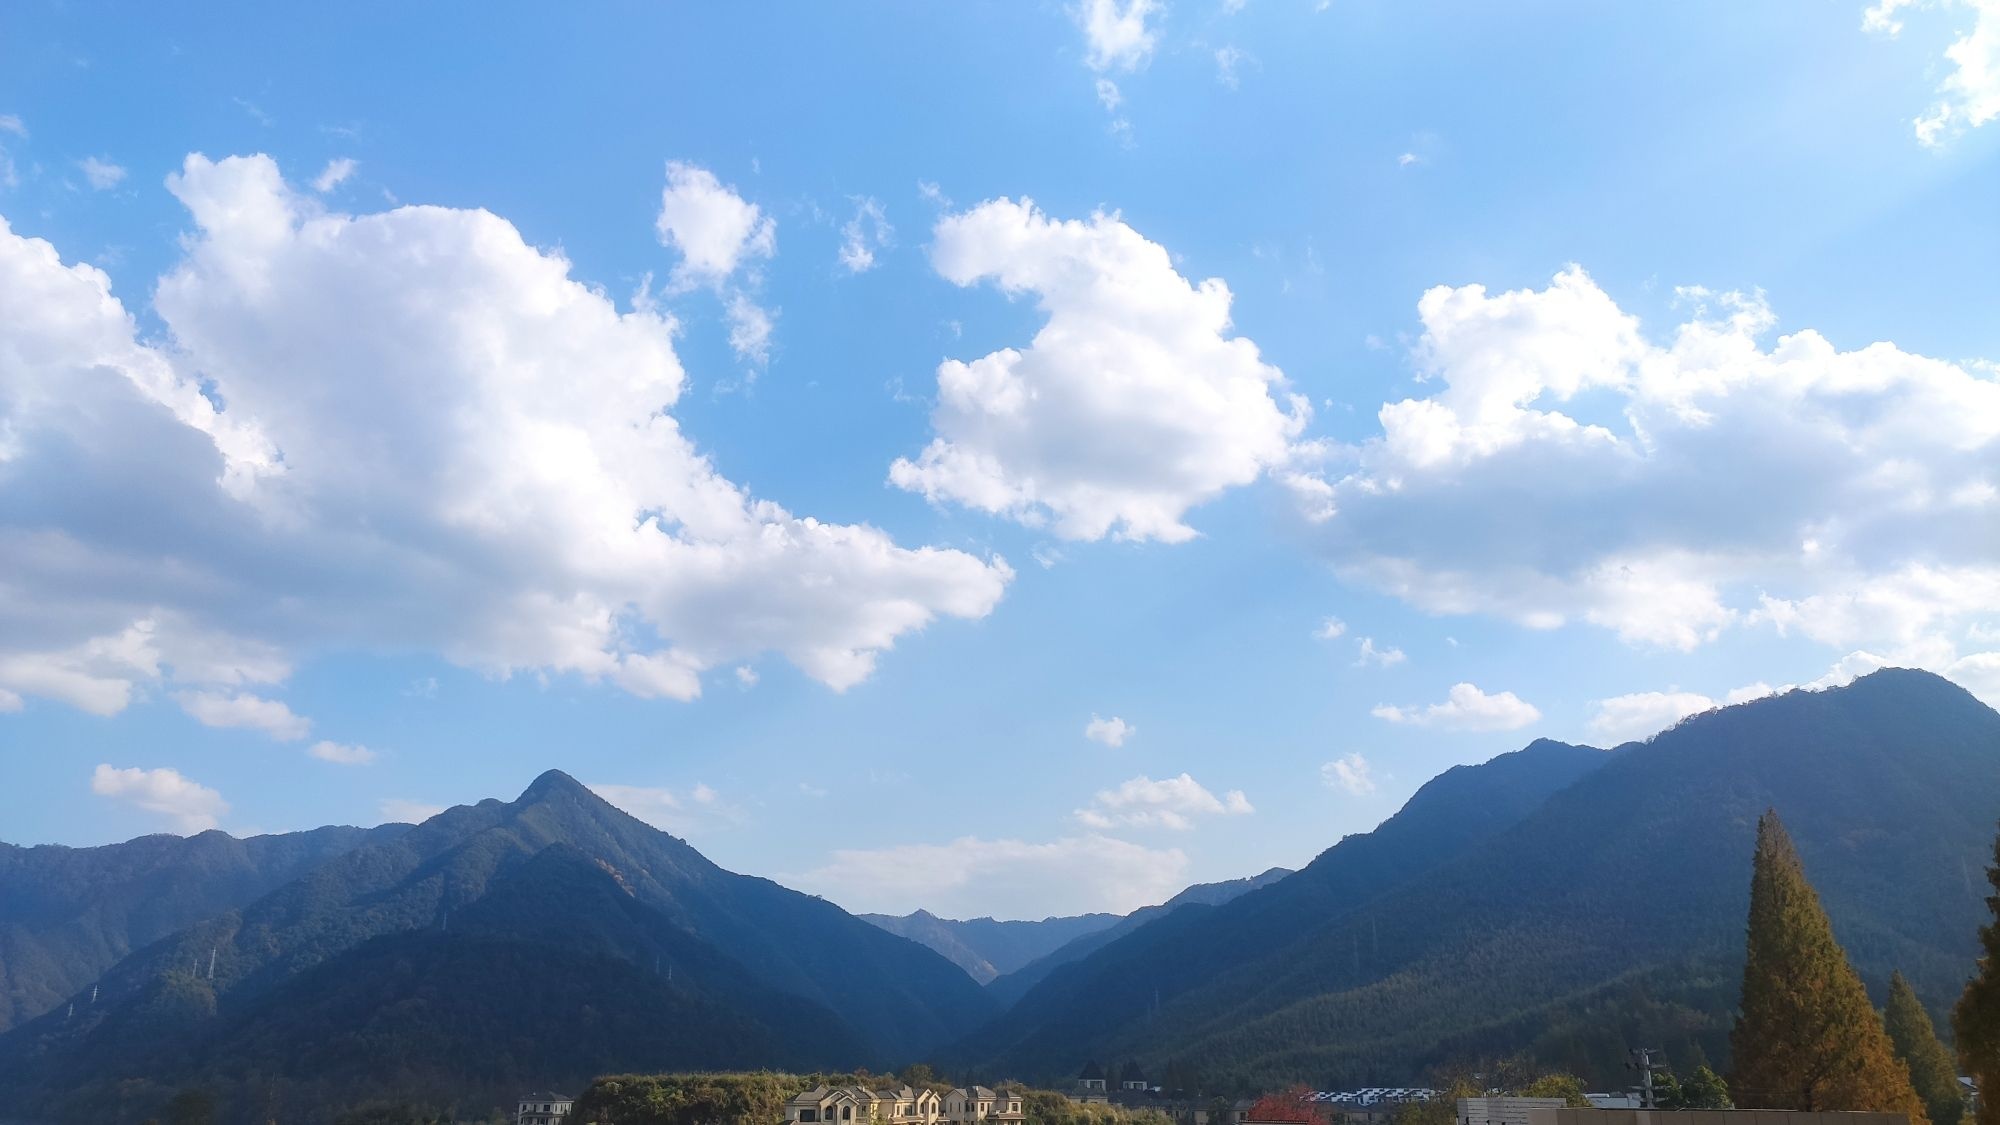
[{"x1": 518, "y1": 1091, "x2": 573, "y2": 1125}]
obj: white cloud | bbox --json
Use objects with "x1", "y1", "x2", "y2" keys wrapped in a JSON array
[
  {"x1": 838, "y1": 196, "x2": 892, "y2": 273},
  {"x1": 1085, "y1": 713, "x2": 1136, "y2": 746},
  {"x1": 311, "y1": 157, "x2": 357, "y2": 193},
  {"x1": 1290, "y1": 267, "x2": 2000, "y2": 665},
  {"x1": 891, "y1": 198, "x2": 1310, "y2": 543},
  {"x1": 175, "y1": 689, "x2": 311, "y2": 740},
  {"x1": 1865, "y1": 0, "x2": 2000, "y2": 144},
  {"x1": 794, "y1": 833, "x2": 1188, "y2": 917},
  {"x1": 91, "y1": 764, "x2": 227, "y2": 832},
  {"x1": 724, "y1": 291, "x2": 776, "y2": 365},
  {"x1": 307, "y1": 740, "x2": 376, "y2": 765},
  {"x1": 0, "y1": 624, "x2": 166, "y2": 716},
  {"x1": 378, "y1": 798, "x2": 444, "y2": 824},
  {"x1": 1075, "y1": 772, "x2": 1254, "y2": 831},
  {"x1": 1354, "y1": 636, "x2": 1406, "y2": 667},
  {"x1": 1214, "y1": 46, "x2": 1250, "y2": 89},
  {"x1": 655, "y1": 161, "x2": 775, "y2": 289},
  {"x1": 0, "y1": 155, "x2": 1010, "y2": 720},
  {"x1": 1076, "y1": 0, "x2": 1161, "y2": 72},
  {"x1": 591, "y1": 781, "x2": 737, "y2": 835},
  {"x1": 1587, "y1": 690, "x2": 1719, "y2": 744},
  {"x1": 78, "y1": 156, "x2": 126, "y2": 191},
  {"x1": 0, "y1": 115, "x2": 22, "y2": 189},
  {"x1": 1321, "y1": 752, "x2": 1377, "y2": 795},
  {"x1": 734, "y1": 664, "x2": 758, "y2": 687},
  {"x1": 1095, "y1": 77, "x2": 1124, "y2": 112},
  {"x1": 1314, "y1": 616, "x2": 1348, "y2": 640},
  {"x1": 1398, "y1": 152, "x2": 1423, "y2": 167},
  {"x1": 1372, "y1": 682, "x2": 1541, "y2": 731}
]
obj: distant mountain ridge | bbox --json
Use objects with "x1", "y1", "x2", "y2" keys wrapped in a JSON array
[
  {"x1": 983, "y1": 867, "x2": 1294, "y2": 1007},
  {"x1": 0, "y1": 770, "x2": 993, "y2": 1122},
  {"x1": 859, "y1": 910, "x2": 1122, "y2": 984},
  {"x1": 0, "y1": 822, "x2": 409, "y2": 1032},
  {"x1": 963, "y1": 669, "x2": 2000, "y2": 1088},
  {"x1": 956, "y1": 736, "x2": 1612, "y2": 1067},
  {"x1": 4, "y1": 667, "x2": 1992, "y2": 1122}
]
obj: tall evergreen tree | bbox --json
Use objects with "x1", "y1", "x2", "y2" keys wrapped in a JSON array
[
  {"x1": 1889, "y1": 972, "x2": 1968, "y2": 1125},
  {"x1": 1954, "y1": 824, "x2": 2000, "y2": 1125},
  {"x1": 1730, "y1": 810, "x2": 1929, "y2": 1121}
]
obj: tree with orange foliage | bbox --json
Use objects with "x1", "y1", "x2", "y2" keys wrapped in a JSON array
[{"x1": 1244, "y1": 1086, "x2": 1329, "y2": 1125}]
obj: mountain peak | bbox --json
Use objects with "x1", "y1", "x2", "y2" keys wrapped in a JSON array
[{"x1": 517, "y1": 769, "x2": 591, "y2": 803}]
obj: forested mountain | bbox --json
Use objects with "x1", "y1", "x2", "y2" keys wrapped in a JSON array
[
  {"x1": 865, "y1": 869, "x2": 1294, "y2": 989},
  {"x1": 966, "y1": 669, "x2": 2000, "y2": 1090},
  {"x1": 0, "y1": 771, "x2": 992, "y2": 1123},
  {"x1": 984, "y1": 867, "x2": 1293, "y2": 1007},
  {"x1": 860, "y1": 910, "x2": 1122, "y2": 984},
  {"x1": 956, "y1": 736, "x2": 1611, "y2": 1069},
  {"x1": 0, "y1": 822, "x2": 408, "y2": 1032}
]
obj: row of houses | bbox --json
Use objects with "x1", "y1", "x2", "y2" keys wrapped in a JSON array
[{"x1": 784, "y1": 1084, "x2": 1026, "y2": 1125}]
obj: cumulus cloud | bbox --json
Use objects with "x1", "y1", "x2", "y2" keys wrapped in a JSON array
[
  {"x1": 1865, "y1": 0, "x2": 2000, "y2": 144},
  {"x1": 1586, "y1": 690, "x2": 1722, "y2": 745},
  {"x1": 1372, "y1": 682, "x2": 1542, "y2": 731},
  {"x1": 378, "y1": 798, "x2": 444, "y2": 824},
  {"x1": 655, "y1": 161, "x2": 779, "y2": 367},
  {"x1": 892, "y1": 199, "x2": 1310, "y2": 543},
  {"x1": 0, "y1": 155, "x2": 1010, "y2": 722},
  {"x1": 793, "y1": 833, "x2": 1188, "y2": 917},
  {"x1": 91, "y1": 764, "x2": 227, "y2": 832},
  {"x1": 176, "y1": 689, "x2": 311, "y2": 740},
  {"x1": 79, "y1": 156, "x2": 126, "y2": 191},
  {"x1": 311, "y1": 157, "x2": 357, "y2": 193},
  {"x1": 1076, "y1": 0, "x2": 1161, "y2": 72},
  {"x1": 1075, "y1": 772, "x2": 1254, "y2": 830},
  {"x1": 307, "y1": 740, "x2": 376, "y2": 765},
  {"x1": 1321, "y1": 752, "x2": 1377, "y2": 795},
  {"x1": 655, "y1": 161, "x2": 775, "y2": 289},
  {"x1": 838, "y1": 196, "x2": 892, "y2": 273},
  {"x1": 1085, "y1": 714, "x2": 1135, "y2": 746},
  {"x1": 1291, "y1": 267, "x2": 2000, "y2": 677},
  {"x1": 1314, "y1": 616, "x2": 1348, "y2": 640}
]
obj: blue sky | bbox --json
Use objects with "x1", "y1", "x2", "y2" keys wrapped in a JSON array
[{"x1": 2, "y1": 0, "x2": 1998, "y2": 919}]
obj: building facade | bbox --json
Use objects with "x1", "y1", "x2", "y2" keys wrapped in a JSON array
[{"x1": 517, "y1": 1091, "x2": 573, "y2": 1125}]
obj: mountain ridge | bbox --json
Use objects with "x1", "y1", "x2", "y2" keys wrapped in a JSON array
[{"x1": 973, "y1": 669, "x2": 2000, "y2": 1087}]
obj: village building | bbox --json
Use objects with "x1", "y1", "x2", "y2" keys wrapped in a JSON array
[
  {"x1": 944, "y1": 1086, "x2": 1026, "y2": 1124},
  {"x1": 1076, "y1": 1062, "x2": 1110, "y2": 1104},
  {"x1": 785, "y1": 1085, "x2": 1013, "y2": 1125},
  {"x1": 517, "y1": 1091, "x2": 573, "y2": 1125}
]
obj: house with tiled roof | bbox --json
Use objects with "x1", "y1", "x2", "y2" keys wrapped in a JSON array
[
  {"x1": 517, "y1": 1091, "x2": 574, "y2": 1125},
  {"x1": 944, "y1": 1087, "x2": 1024, "y2": 1124}
]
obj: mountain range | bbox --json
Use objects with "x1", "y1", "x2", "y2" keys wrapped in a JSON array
[
  {"x1": 953, "y1": 668, "x2": 1998, "y2": 1087},
  {"x1": 861, "y1": 869, "x2": 1291, "y2": 989},
  {"x1": 0, "y1": 667, "x2": 1994, "y2": 1123}
]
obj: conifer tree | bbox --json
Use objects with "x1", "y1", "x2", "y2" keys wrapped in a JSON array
[
  {"x1": 1954, "y1": 824, "x2": 2000, "y2": 1125},
  {"x1": 1729, "y1": 810, "x2": 1929, "y2": 1122},
  {"x1": 1889, "y1": 972, "x2": 1967, "y2": 1125}
]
